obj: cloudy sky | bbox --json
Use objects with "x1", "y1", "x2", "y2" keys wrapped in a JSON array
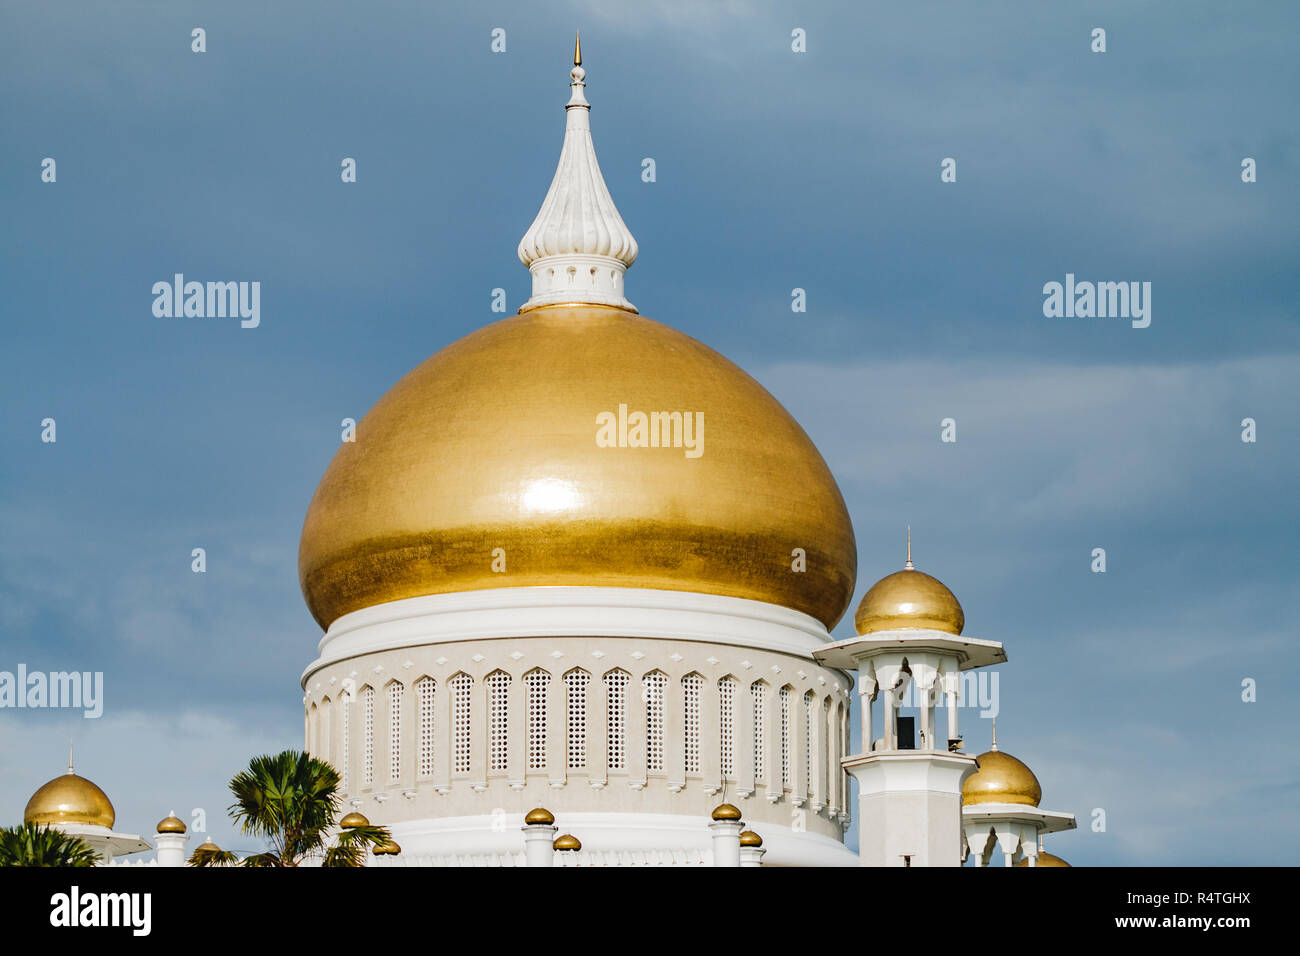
[{"x1": 2, "y1": 0, "x2": 1296, "y2": 865}]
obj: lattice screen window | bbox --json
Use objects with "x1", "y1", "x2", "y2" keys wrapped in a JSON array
[
  {"x1": 388, "y1": 682, "x2": 403, "y2": 780},
  {"x1": 779, "y1": 686, "x2": 792, "y2": 789},
  {"x1": 565, "y1": 670, "x2": 589, "y2": 770},
  {"x1": 682, "y1": 673, "x2": 703, "y2": 774},
  {"x1": 804, "y1": 691, "x2": 815, "y2": 792},
  {"x1": 644, "y1": 671, "x2": 667, "y2": 772},
  {"x1": 362, "y1": 686, "x2": 375, "y2": 786},
  {"x1": 605, "y1": 670, "x2": 629, "y2": 771},
  {"x1": 451, "y1": 673, "x2": 472, "y2": 774},
  {"x1": 341, "y1": 699, "x2": 350, "y2": 791},
  {"x1": 416, "y1": 678, "x2": 435, "y2": 777},
  {"x1": 823, "y1": 697, "x2": 832, "y2": 797},
  {"x1": 751, "y1": 681, "x2": 766, "y2": 782},
  {"x1": 524, "y1": 669, "x2": 549, "y2": 771},
  {"x1": 487, "y1": 671, "x2": 511, "y2": 772},
  {"x1": 719, "y1": 676, "x2": 737, "y2": 777}
]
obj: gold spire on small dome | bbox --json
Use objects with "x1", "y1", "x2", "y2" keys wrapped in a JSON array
[
  {"x1": 574, "y1": 31, "x2": 581, "y2": 66},
  {"x1": 853, "y1": 529, "x2": 964, "y2": 635},
  {"x1": 1015, "y1": 851, "x2": 1071, "y2": 867},
  {"x1": 198, "y1": 836, "x2": 221, "y2": 850},
  {"x1": 24, "y1": 748, "x2": 115, "y2": 829},
  {"x1": 711, "y1": 803, "x2": 742, "y2": 821},
  {"x1": 156, "y1": 811, "x2": 187, "y2": 834},
  {"x1": 962, "y1": 731, "x2": 1043, "y2": 807},
  {"x1": 739, "y1": 830, "x2": 763, "y2": 847},
  {"x1": 554, "y1": 833, "x2": 582, "y2": 851},
  {"x1": 339, "y1": 811, "x2": 370, "y2": 829},
  {"x1": 524, "y1": 807, "x2": 555, "y2": 825},
  {"x1": 372, "y1": 838, "x2": 401, "y2": 855}
]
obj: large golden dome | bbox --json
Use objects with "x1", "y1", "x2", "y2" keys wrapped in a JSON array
[
  {"x1": 24, "y1": 770, "x2": 115, "y2": 829},
  {"x1": 299, "y1": 305, "x2": 856, "y2": 630},
  {"x1": 1015, "y1": 851, "x2": 1071, "y2": 867},
  {"x1": 854, "y1": 566, "x2": 964, "y2": 635},
  {"x1": 962, "y1": 748, "x2": 1043, "y2": 807}
]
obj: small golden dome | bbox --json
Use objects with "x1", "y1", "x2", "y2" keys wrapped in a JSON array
[
  {"x1": 711, "y1": 803, "x2": 742, "y2": 821},
  {"x1": 554, "y1": 834, "x2": 582, "y2": 851},
  {"x1": 855, "y1": 566, "x2": 964, "y2": 636},
  {"x1": 156, "y1": 812, "x2": 187, "y2": 834},
  {"x1": 524, "y1": 807, "x2": 555, "y2": 825},
  {"x1": 962, "y1": 748, "x2": 1042, "y2": 807},
  {"x1": 298, "y1": 306, "x2": 858, "y2": 632},
  {"x1": 339, "y1": 811, "x2": 370, "y2": 829},
  {"x1": 739, "y1": 830, "x2": 763, "y2": 847},
  {"x1": 372, "y1": 838, "x2": 401, "y2": 855},
  {"x1": 198, "y1": 836, "x2": 221, "y2": 851},
  {"x1": 1016, "y1": 851, "x2": 1071, "y2": 867},
  {"x1": 24, "y1": 770, "x2": 115, "y2": 829}
]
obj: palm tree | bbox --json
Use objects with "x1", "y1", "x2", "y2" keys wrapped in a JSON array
[
  {"x1": 189, "y1": 750, "x2": 389, "y2": 867},
  {"x1": 0, "y1": 823, "x2": 100, "y2": 867}
]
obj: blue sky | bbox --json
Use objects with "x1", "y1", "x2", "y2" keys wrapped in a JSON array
[{"x1": 2, "y1": 0, "x2": 1297, "y2": 864}]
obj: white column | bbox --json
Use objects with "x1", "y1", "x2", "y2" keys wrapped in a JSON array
[
  {"x1": 155, "y1": 832, "x2": 188, "y2": 867},
  {"x1": 710, "y1": 820, "x2": 742, "y2": 867},
  {"x1": 739, "y1": 845, "x2": 766, "y2": 867},
  {"x1": 522, "y1": 824, "x2": 557, "y2": 867},
  {"x1": 858, "y1": 676, "x2": 876, "y2": 754}
]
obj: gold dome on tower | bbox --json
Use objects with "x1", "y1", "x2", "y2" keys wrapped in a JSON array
[
  {"x1": 854, "y1": 529, "x2": 964, "y2": 635},
  {"x1": 24, "y1": 759, "x2": 115, "y2": 830},
  {"x1": 298, "y1": 44, "x2": 856, "y2": 633},
  {"x1": 962, "y1": 731, "x2": 1043, "y2": 807}
]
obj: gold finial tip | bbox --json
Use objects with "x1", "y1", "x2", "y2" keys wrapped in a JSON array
[
  {"x1": 991, "y1": 719, "x2": 998, "y2": 751},
  {"x1": 574, "y1": 31, "x2": 581, "y2": 66},
  {"x1": 905, "y1": 526, "x2": 913, "y2": 569}
]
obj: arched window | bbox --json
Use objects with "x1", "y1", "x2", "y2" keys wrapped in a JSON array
[
  {"x1": 451, "y1": 673, "x2": 473, "y2": 774},
  {"x1": 524, "y1": 669, "x2": 550, "y2": 771},
  {"x1": 362, "y1": 685, "x2": 375, "y2": 786},
  {"x1": 719, "y1": 676, "x2": 737, "y2": 778},
  {"x1": 320, "y1": 697, "x2": 331, "y2": 763},
  {"x1": 388, "y1": 681, "x2": 403, "y2": 781},
  {"x1": 644, "y1": 671, "x2": 667, "y2": 772},
  {"x1": 779, "y1": 685, "x2": 793, "y2": 790},
  {"x1": 415, "y1": 677, "x2": 436, "y2": 777},
  {"x1": 564, "y1": 669, "x2": 590, "y2": 770},
  {"x1": 751, "y1": 681, "x2": 767, "y2": 782},
  {"x1": 487, "y1": 671, "x2": 511, "y2": 772},
  {"x1": 604, "y1": 669, "x2": 630, "y2": 771},
  {"x1": 308, "y1": 702, "x2": 317, "y2": 755}
]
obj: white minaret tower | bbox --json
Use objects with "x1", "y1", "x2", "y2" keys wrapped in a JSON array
[
  {"x1": 814, "y1": 532, "x2": 1006, "y2": 866},
  {"x1": 153, "y1": 811, "x2": 189, "y2": 867}
]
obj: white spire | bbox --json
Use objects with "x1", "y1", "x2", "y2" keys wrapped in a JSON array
[{"x1": 517, "y1": 37, "x2": 639, "y2": 313}]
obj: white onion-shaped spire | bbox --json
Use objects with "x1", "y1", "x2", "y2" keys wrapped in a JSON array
[{"x1": 517, "y1": 39, "x2": 638, "y2": 312}]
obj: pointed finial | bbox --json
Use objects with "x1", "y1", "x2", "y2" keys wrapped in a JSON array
[
  {"x1": 904, "y1": 526, "x2": 914, "y2": 570},
  {"x1": 67, "y1": 739, "x2": 74, "y2": 774},
  {"x1": 990, "y1": 720, "x2": 998, "y2": 752},
  {"x1": 574, "y1": 31, "x2": 582, "y2": 66}
]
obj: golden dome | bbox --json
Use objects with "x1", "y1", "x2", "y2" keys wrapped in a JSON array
[
  {"x1": 299, "y1": 305, "x2": 857, "y2": 631},
  {"x1": 1016, "y1": 851, "x2": 1071, "y2": 867},
  {"x1": 156, "y1": 812, "x2": 187, "y2": 834},
  {"x1": 372, "y1": 838, "x2": 401, "y2": 855},
  {"x1": 339, "y1": 811, "x2": 370, "y2": 829},
  {"x1": 854, "y1": 564, "x2": 964, "y2": 635},
  {"x1": 739, "y1": 830, "x2": 763, "y2": 847},
  {"x1": 711, "y1": 803, "x2": 742, "y2": 821},
  {"x1": 554, "y1": 833, "x2": 582, "y2": 851},
  {"x1": 962, "y1": 748, "x2": 1042, "y2": 807},
  {"x1": 524, "y1": 807, "x2": 555, "y2": 825},
  {"x1": 24, "y1": 770, "x2": 115, "y2": 829}
]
